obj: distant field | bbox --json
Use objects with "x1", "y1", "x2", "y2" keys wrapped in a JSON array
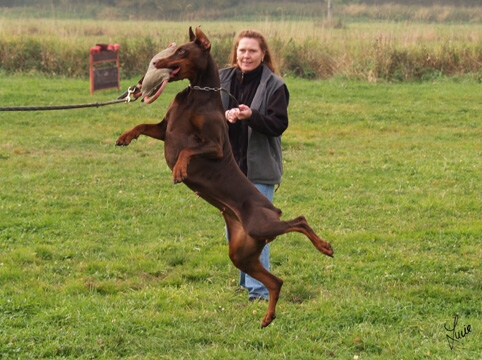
[
  {"x1": 0, "y1": 18, "x2": 481, "y2": 80},
  {"x1": 0, "y1": 74, "x2": 480, "y2": 358}
]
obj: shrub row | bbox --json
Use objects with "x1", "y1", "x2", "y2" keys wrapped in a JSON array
[{"x1": 1, "y1": 33, "x2": 481, "y2": 82}]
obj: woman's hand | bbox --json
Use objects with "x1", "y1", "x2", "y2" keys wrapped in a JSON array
[
  {"x1": 225, "y1": 108, "x2": 240, "y2": 123},
  {"x1": 225, "y1": 105, "x2": 252, "y2": 123}
]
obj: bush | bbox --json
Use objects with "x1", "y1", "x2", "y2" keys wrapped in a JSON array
[{"x1": 1, "y1": 19, "x2": 481, "y2": 82}]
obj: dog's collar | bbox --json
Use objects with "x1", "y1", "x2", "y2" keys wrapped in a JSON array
[
  {"x1": 189, "y1": 84, "x2": 222, "y2": 92},
  {"x1": 189, "y1": 85, "x2": 239, "y2": 108}
]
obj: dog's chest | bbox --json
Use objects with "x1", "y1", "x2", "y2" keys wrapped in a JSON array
[{"x1": 162, "y1": 114, "x2": 200, "y2": 169}]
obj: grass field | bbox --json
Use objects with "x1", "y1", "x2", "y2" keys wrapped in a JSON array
[{"x1": 0, "y1": 74, "x2": 481, "y2": 359}]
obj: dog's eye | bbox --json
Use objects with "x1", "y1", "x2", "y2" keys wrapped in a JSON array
[{"x1": 177, "y1": 49, "x2": 186, "y2": 55}]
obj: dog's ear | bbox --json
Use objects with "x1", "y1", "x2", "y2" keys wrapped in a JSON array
[
  {"x1": 194, "y1": 26, "x2": 211, "y2": 51},
  {"x1": 189, "y1": 27, "x2": 195, "y2": 42}
]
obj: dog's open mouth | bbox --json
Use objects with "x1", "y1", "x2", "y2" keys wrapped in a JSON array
[
  {"x1": 143, "y1": 67, "x2": 180, "y2": 104},
  {"x1": 170, "y1": 67, "x2": 180, "y2": 78}
]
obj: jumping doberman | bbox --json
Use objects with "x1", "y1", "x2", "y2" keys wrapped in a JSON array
[{"x1": 116, "y1": 26, "x2": 333, "y2": 328}]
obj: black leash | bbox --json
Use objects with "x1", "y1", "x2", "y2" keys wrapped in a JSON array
[
  {"x1": 0, "y1": 86, "x2": 139, "y2": 112},
  {"x1": 0, "y1": 99, "x2": 126, "y2": 112}
]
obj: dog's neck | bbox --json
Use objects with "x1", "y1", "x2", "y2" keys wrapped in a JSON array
[{"x1": 190, "y1": 55, "x2": 221, "y2": 89}]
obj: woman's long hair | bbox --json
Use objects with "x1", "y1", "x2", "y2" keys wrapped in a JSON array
[{"x1": 228, "y1": 30, "x2": 279, "y2": 75}]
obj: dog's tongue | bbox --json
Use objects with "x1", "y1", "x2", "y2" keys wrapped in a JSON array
[
  {"x1": 143, "y1": 79, "x2": 168, "y2": 104},
  {"x1": 141, "y1": 67, "x2": 172, "y2": 103}
]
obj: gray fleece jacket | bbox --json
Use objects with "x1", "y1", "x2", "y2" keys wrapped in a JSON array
[{"x1": 219, "y1": 66, "x2": 289, "y2": 184}]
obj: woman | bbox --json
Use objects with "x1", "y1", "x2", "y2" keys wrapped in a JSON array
[{"x1": 219, "y1": 30, "x2": 290, "y2": 301}]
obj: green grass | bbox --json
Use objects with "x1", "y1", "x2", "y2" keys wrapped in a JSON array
[{"x1": 0, "y1": 74, "x2": 481, "y2": 359}]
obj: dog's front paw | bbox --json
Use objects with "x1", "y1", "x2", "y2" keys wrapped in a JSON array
[
  {"x1": 115, "y1": 131, "x2": 138, "y2": 146},
  {"x1": 172, "y1": 163, "x2": 188, "y2": 184},
  {"x1": 172, "y1": 167, "x2": 187, "y2": 184},
  {"x1": 172, "y1": 153, "x2": 190, "y2": 183}
]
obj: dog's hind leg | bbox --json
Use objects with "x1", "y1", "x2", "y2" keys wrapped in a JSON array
[
  {"x1": 246, "y1": 213, "x2": 333, "y2": 258},
  {"x1": 282, "y1": 216, "x2": 333, "y2": 257},
  {"x1": 226, "y1": 216, "x2": 283, "y2": 328},
  {"x1": 245, "y1": 261, "x2": 283, "y2": 328},
  {"x1": 230, "y1": 246, "x2": 284, "y2": 328}
]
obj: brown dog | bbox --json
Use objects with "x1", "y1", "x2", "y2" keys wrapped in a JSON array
[{"x1": 116, "y1": 26, "x2": 333, "y2": 327}]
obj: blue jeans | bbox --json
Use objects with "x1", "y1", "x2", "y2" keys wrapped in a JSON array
[{"x1": 238, "y1": 183, "x2": 274, "y2": 300}]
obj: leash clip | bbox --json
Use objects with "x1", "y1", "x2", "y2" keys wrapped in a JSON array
[
  {"x1": 118, "y1": 85, "x2": 140, "y2": 103},
  {"x1": 125, "y1": 86, "x2": 139, "y2": 103}
]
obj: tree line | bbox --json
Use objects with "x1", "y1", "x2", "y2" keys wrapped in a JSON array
[{"x1": 1, "y1": 0, "x2": 480, "y2": 9}]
